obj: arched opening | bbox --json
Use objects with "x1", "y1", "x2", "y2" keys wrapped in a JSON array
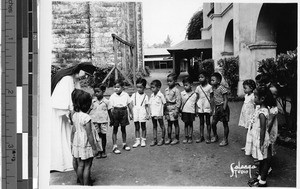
[
  {"x1": 224, "y1": 19, "x2": 234, "y2": 53},
  {"x1": 256, "y1": 3, "x2": 297, "y2": 54}
]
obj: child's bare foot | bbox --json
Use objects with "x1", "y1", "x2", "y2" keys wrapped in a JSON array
[
  {"x1": 183, "y1": 138, "x2": 188, "y2": 144},
  {"x1": 171, "y1": 139, "x2": 179, "y2": 145},
  {"x1": 187, "y1": 138, "x2": 193, "y2": 144},
  {"x1": 150, "y1": 140, "x2": 157, "y2": 146},
  {"x1": 210, "y1": 135, "x2": 219, "y2": 143},
  {"x1": 219, "y1": 139, "x2": 228, "y2": 147}
]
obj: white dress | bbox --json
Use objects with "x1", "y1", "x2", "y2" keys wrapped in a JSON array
[
  {"x1": 195, "y1": 84, "x2": 213, "y2": 113},
  {"x1": 238, "y1": 93, "x2": 255, "y2": 128},
  {"x1": 51, "y1": 76, "x2": 79, "y2": 172}
]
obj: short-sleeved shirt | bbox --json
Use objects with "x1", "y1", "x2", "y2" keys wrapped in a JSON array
[
  {"x1": 181, "y1": 91, "x2": 197, "y2": 113},
  {"x1": 212, "y1": 85, "x2": 228, "y2": 106},
  {"x1": 109, "y1": 91, "x2": 131, "y2": 108},
  {"x1": 131, "y1": 92, "x2": 149, "y2": 107},
  {"x1": 149, "y1": 91, "x2": 166, "y2": 117},
  {"x1": 165, "y1": 87, "x2": 181, "y2": 108},
  {"x1": 89, "y1": 97, "x2": 112, "y2": 123}
]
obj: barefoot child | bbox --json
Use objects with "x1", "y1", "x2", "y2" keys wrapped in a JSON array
[
  {"x1": 149, "y1": 80, "x2": 166, "y2": 146},
  {"x1": 70, "y1": 89, "x2": 98, "y2": 185},
  {"x1": 165, "y1": 73, "x2": 181, "y2": 145},
  {"x1": 195, "y1": 70, "x2": 213, "y2": 143},
  {"x1": 89, "y1": 83, "x2": 112, "y2": 158},
  {"x1": 109, "y1": 79, "x2": 133, "y2": 154},
  {"x1": 238, "y1": 79, "x2": 256, "y2": 150},
  {"x1": 180, "y1": 77, "x2": 197, "y2": 144},
  {"x1": 131, "y1": 78, "x2": 150, "y2": 148},
  {"x1": 210, "y1": 72, "x2": 230, "y2": 147},
  {"x1": 246, "y1": 87, "x2": 277, "y2": 187}
]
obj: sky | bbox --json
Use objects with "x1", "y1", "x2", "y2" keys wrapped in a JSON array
[{"x1": 142, "y1": 0, "x2": 203, "y2": 47}]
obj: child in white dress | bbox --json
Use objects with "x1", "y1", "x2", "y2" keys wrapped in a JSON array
[
  {"x1": 71, "y1": 89, "x2": 99, "y2": 186},
  {"x1": 245, "y1": 87, "x2": 277, "y2": 187},
  {"x1": 195, "y1": 71, "x2": 213, "y2": 143},
  {"x1": 239, "y1": 79, "x2": 256, "y2": 150}
]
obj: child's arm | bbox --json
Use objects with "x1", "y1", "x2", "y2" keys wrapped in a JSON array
[
  {"x1": 70, "y1": 125, "x2": 76, "y2": 151},
  {"x1": 127, "y1": 102, "x2": 133, "y2": 120},
  {"x1": 175, "y1": 90, "x2": 181, "y2": 113},
  {"x1": 145, "y1": 104, "x2": 151, "y2": 120},
  {"x1": 259, "y1": 113, "x2": 267, "y2": 152},
  {"x1": 84, "y1": 121, "x2": 98, "y2": 156},
  {"x1": 223, "y1": 93, "x2": 228, "y2": 110}
]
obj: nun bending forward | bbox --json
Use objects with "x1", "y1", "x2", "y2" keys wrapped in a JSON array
[{"x1": 50, "y1": 62, "x2": 95, "y2": 172}]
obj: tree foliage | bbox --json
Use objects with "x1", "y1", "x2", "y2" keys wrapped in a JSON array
[
  {"x1": 217, "y1": 56, "x2": 239, "y2": 97},
  {"x1": 186, "y1": 10, "x2": 203, "y2": 40},
  {"x1": 257, "y1": 49, "x2": 297, "y2": 131},
  {"x1": 149, "y1": 35, "x2": 173, "y2": 48}
]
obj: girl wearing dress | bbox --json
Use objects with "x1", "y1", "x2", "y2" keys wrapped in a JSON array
[
  {"x1": 239, "y1": 79, "x2": 256, "y2": 150},
  {"x1": 51, "y1": 62, "x2": 95, "y2": 172},
  {"x1": 71, "y1": 89, "x2": 98, "y2": 185},
  {"x1": 245, "y1": 87, "x2": 277, "y2": 187},
  {"x1": 195, "y1": 71, "x2": 213, "y2": 143}
]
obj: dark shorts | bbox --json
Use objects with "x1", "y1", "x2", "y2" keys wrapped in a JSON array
[
  {"x1": 112, "y1": 107, "x2": 129, "y2": 127},
  {"x1": 181, "y1": 112, "x2": 195, "y2": 123},
  {"x1": 212, "y1": 105, "x2": 230, "y2": 122}
]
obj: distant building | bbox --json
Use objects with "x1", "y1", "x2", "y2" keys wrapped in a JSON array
[
  {"x1": 144, "y1": 48, "x2": 173, "y2": 70},
  {"x1": 201, "y1": 3, "x2": 297, "y2": 96}
]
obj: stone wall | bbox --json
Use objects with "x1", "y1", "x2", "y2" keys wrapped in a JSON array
[{"x1": 52, "y1": 1, "x2": 143, "y2": 70}]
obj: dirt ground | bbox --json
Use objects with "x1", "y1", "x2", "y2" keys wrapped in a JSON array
[{"x1": 50, "y1": 69, "x2": 296, "y2": 187}]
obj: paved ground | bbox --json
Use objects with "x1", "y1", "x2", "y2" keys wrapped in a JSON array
[{"x1": 50, "y1": 69, "x2": 296, "y2": 187}]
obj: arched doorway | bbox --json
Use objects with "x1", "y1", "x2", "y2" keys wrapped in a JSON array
[
  {"x1": 224, "y1": 19, "x2": 234, "y2": 53},
  {"x1": 256, "y1": 3, "x2": 297, "y2": 54}
]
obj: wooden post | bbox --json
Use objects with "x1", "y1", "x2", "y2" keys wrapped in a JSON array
[
  {"x1": 113, "y1": 36, "x2": 118, "y2": 81},
  {"x1": 172, "y1": 52, "x2": 176, "y2": 73}
]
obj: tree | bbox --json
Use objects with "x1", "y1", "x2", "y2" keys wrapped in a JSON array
[
  {"x1": 186, "y1": 10, "x2": 203, "y2": 40},
  {"x1": 257, "y1": 49, "x2": 297, "y2": 131},
  {"x1": 150, "y1": 35, "x2": 173, "y2": 48}
]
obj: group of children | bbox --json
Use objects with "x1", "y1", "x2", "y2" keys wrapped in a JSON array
[
  {"x1": 69, "y1": 71, "x2": 278, "y2": 187},
  {"x1": 238, "y1": 74, "x2": 279, "y2": 187}
]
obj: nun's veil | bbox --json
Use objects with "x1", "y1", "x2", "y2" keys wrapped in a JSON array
[{"x1": 51, "y1": 62, "x2": 96, "y2": 95}]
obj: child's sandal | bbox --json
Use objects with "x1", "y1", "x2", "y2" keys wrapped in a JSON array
[
  {"x1": 248, "y1": 178, "x2": 259, "y2": 186},
  {"x1": 123, "y1": 144, "x2": 131, "y2": 151},
  {"x1": 112, "y1": 147, "x2": 121, "y2": 154}
]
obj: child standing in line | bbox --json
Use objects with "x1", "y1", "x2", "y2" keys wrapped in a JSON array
[
  {"x1": 239, "y1": 79, "x2": 256, "y2": 150},
  {"x1": 246, "y1": 87, "x2": 277, "y2": 187},
  {"x1": 131, "y1": 78, "x2": 150, "y2": 148},
  {"x1": 165, "y1": 73, "x2": 181, "y2": 145},
  {"x1": 195, "y1": 70, "x2": 213, "y2": 144},
  {"x1": 89, "y1": 83, "x2": 112, "y2": 158},
  {"x1": 149, "y1": 80, "x2": 166, "y2": 146},
  {"x1": 210, "y1": 72, "x2": 230, "y2": 147},
  {"x1": 70, "y1": 89, "x2": 98, "y2": 186},
  {"x1": 109, "y1": 79, "x2": 133, "y2": 154},
  {"x1": 180, "y1": 77, "x2": 197, "y2": 144}
]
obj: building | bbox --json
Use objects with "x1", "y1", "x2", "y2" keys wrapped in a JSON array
[
  {"x1": 144, "y1": 48, "x2": 173, "y2": 70},
  {"x1": 52, "y1": 1, "x2": 143, "y2": 70},
  {"x1": 201, "y1": 3, "x2": 297, "y2": 96}
]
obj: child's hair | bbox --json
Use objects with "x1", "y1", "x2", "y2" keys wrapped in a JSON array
[
  {"x1": 167, "y1": 73, "x2": 178, "y2": 81},
  {"x1": 114, "y1": 78, "x2": 124, "y2": 87},
  {"x1": 256, "y1": 86, "x2": 277, "y2": 107},
  {"x1": 71, "y1": 89, "x2": 82, "y2": 112},
  {"x1": 182, "y1": 76, "x2": 193, "y2": 84},
  {"x1": 255, "y1": 74, "x2": 270, "y2": 85},
  {"x1": 72, "y1": 89, "x2": 92, "y2": 113},
  {"x1": 136, "y1": 78, "x2": 147, "y2": 88},
  {"x1": 211, "y1": 72, "x2": 222, "y2": 82},
  {"x1": 93, "y1": 82, "x2": 106, "y2": 91},
  {"x1": 199, "y1": 70, "x2": 209, "y2": 79},
  {"x1": 243, "y1": 79, "x2": 256, "y2": 90},
  {"x1": 150, "y1": 80, "x2": 162, "y2": 88}
]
